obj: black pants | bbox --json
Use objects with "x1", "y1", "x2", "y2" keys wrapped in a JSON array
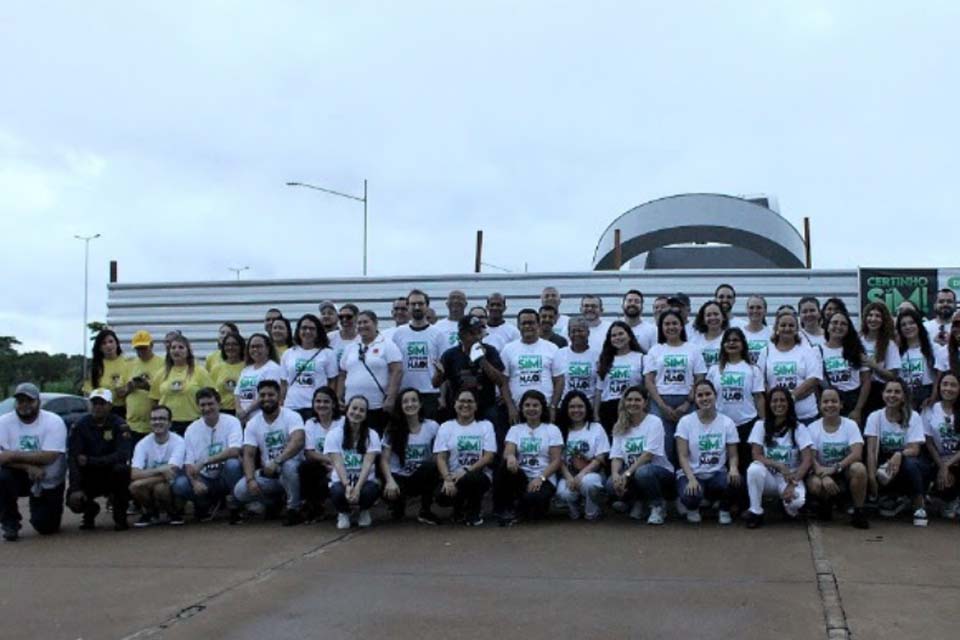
[
  {"x1": 838, "y1": 388, "x2": 861, "y2": 420},
  {"x1": 0, "y1": 467, "x2": 65, "y2": 535},
  {"x1": 435, "y1": 470, "x2": 490, "y2": 519},
  {"x1": 384, "y1": 460, "x2": 440, "y2": 514},
  {"x1": 67, "y1": 466, "x2": 131, "y2": 525},
  {"x1": 735, "y1": 420, "x2": 756, "y2": 509},
  {"x1": 598, "y1": 400, "x2": 619, "y2": 438},
  {"x1": 492, "y1": 463, "x2": 556, "y2": 519},
  {"x1": 330, "y1": 480, "x2": 379, "y2": 513},
  {"x1": 298, "y1": 459, "x2": 330, "y2": 510}
]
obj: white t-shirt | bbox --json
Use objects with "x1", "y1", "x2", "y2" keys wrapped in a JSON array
[
  {"x1": 747, "y1": 420, "x2": 813, "y2": 472},
  {"x1": 598, "y1": 352, "x2": 645, "y2": 402},
  {"x1": 501, "y1": 339, "x2": 561, "y2": 402},
  {"x1": 235, "y1": 361, "x2": 284, "y2": 414},
  {"x1": 820, "y1": 345, "x2": 869, "y2": 392},
  {"x1": 0, "y1": 410, "x2": 67, "y2": 488},
  {"x1": 587, "y1": 320, "x2": 612, "y2": 352},
  {"x1": 742, "y1": 325, "x2": 772, "y2": 366},
  {"x1": 432, "y1": 318, "x2": 462, "y2": 355},
  {"x1": 864, "y1": 409, "x2": 925, "y2": 456},
  {"x1": 384, "y1": 419, "x2": 440, "y2": 476},
  {"x1": 763, "y1": 344, "x2": 823, "y2": 420},
  {"x1": 433, "y1": 419, "x2": 498, "y2": 479},
  {"x1": 554, "y1": 314, "x2": 571, "y2": 340},
  {"x1": 609, "y1": 414, "x2": 673, "y2": 473},
  {"x1": 806, "y1": 417, "x2": 864, "y2": 466},
  {"x1": 280, "y1": 346, "x2": 339, "y2": 410},
  {"x1": 899, "y1": 346, "x2": 936, "y2": 388},
  {"x1": 563, "y1": 422, "x2": 610, "y2": 472},
  {"x1": 391, "y1": 324, "x2": 442, "y2": 394},
  {"x1": 182, "y1": 414, "x2": 242, "y2": 478},
  {"x1": 132, "y1": 432, "x2": 186, "y2": 472},
  {"x1": 555, "y1": 346, "x2": 600, "y2": 400},
  {"x1": 303, "y1": 417, "x2": 342, "y2": 453},
  {"x1": 645, "y1": 342, "x2": 707, "y2": 396},
  {"x1": 924, "y1": 318, "x2": 950, "y2": 344},
  {"x1": 707, "y1": 361, "x2": 764, "y2": 425},
  {"x1": 934, "y1": 345, "x2": 950, "y2": 374},
  {"x1": 323, "y1": 423, "x2": 383, "y2": 485},
  {"x1": 485, "y1": 323, "x2": 521, "y2": 352},
  {"x1": 800, "y1": 329, "x2": 826, "y2": 348},
  {"x1": 339, "y1": 334, "x2": 402, "y2": 410},
  {"x1": 327, "y1": 330, "x2": 360, "y2": 367},
  {"x1": 861, "y1": 337, "x2": 902, "y2": 383},
  {"x1": 922, "y1": 403, "x2": 959, "y2": 459},
  {"x1": 627, "y1": 320, "x2": 658, "y2": 353},
  {"x1": 242, "y1": 407, "x2": 305, "y2": 467},
  {"x1": 675, "y1": 412, "x2": 740, "y2": 477},
  {"x1": 505, "y1": 422, "x2": 564, "y2": 484},
  {"x1": 692, "y1": 332, "x2": 724, "y2": 369}
]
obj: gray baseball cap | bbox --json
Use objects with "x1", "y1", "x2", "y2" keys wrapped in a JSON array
[{"x1": 13, "y1": 382, "x2": 40, "y2": 400}]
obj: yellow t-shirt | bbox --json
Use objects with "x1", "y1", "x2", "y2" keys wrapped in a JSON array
[
  {"x1": 210, "y1": 360, "x2": 245, "y2": 411},
  {"x1": 149, "y1": 365, "x2": 213, "y2": 423},
  {"x1": 204, "y1": 349, "x2": 223, "y2": 373},
  {"x1": 83, "y1": 357, "x2": 130, "y2": 408},
  {"x1": 275, "y1": 345, "x2": 289, "y2": 359},
  {"x1": 126, "y1": 354, "x2": 165, "y2": 434}
]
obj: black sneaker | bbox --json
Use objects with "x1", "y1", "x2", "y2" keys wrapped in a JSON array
[
  {"x1": 114, "y1": 520, "x2": 130, "y2": 532},
  {"x1": 168, "y1": 512, "x2": 186, "y2": 526},
  {"x1": 134, "y1": 513, "x2": 156, "y2": 528},
  {"x1": 496, "y1": 510, "x2": 517, "y2": 527},
  {"x1": 228, "y1": 508, "x2": 242, "y2": 525},
  {"x1": 80, "y1": 515, "x2": 97, "y2": 530},
  {"x1": 2, "y1": 525, "x2": 19, "y2": 541},
  {"x1": 390, "y1": 502, "x2": 406, "y2": 522},
  {"x1": 417, "y1": 510, "x2": 441, "y2": 526},
  {"x1": 817, "y1": 500, "x2": 833, "y2": 522},
  {"x1": 465, "y1": 513, "x2": 485, "y2": 527},
  {"x1": 282, "y1": 509, "x2": 303, "y2": 527},
  {"x1": 744, "y1": 511, "x2": 764, "y2": 529},
  {"x1": 851, "y1": 508, "x2": 870, "y2": 530}
]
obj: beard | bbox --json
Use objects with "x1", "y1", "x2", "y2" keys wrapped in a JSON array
[{"x1": 624, "y1": 305, "x2": 640, "y2": 318}]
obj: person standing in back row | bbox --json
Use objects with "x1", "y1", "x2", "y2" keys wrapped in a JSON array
[
  {"x1": 541, "y1": 287, "x2": 570, "y2": 338},
  {"x1": 500, "y1": 309, "x2": 563, "y2": 427},
  {"x1": 392, "y1": 290, "x2": 442, "y2": 419},
  {"x1": 621, "y1": 289, "x2": 657, "y2": 353},
  {"x1": 485, "y1": 293, "x2": 521, "y2": 351},
  {"x1": 338, "y1": 310, "x2": 402, "y2": 434}
]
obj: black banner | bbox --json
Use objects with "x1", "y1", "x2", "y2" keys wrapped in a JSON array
[{"x1": 859, "y1": 268, "x2": 938, "y2": 316}]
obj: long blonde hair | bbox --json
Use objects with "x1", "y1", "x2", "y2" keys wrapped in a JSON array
[{"x1": 612, "y1": 385, "x2": 647, "y2": 435}]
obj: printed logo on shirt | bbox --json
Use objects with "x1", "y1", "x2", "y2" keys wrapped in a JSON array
[
  {"x1": 608, "y1": 365, "x2": 632, "y2": 396},
  {"x1": 698, "y1": 433, "x2": 722, "y2": 467},
  {"x1": 343, "y1": 449, "x2": 363, "y2": 484},
  {"x1": 402, "y1": 443, "x2": 429, "y2": 474},
  {"x1": 519, "y1": 436, "x2": 542, "y2": 469},
  {"x1": 208, "y1": 442, "x2": 224, "y2": 457},
  {"x1": 294, "y1": 359, "x2": 317, "y2": 386},
  {"x1": 821, "y1": 442, "x2": 849, "y2": 465},
  {"x1": 316, "y1": 436, "x2": 325, "y2": 451},
  {"x1": 170, "y1": 380, "x2": 184, "y2": 392},
  {"x1": 662, "y1": 354, "x2": 688, "y2": 385},
  {"x1": 824, "y1": 356, "x2": 851, "y2": 385},
  {"x1": 902, "y1": 357, "x2": 924, "y2": 383},
  {"x1": 224, "y1": 378, "x2": 237, "y2": 391},
  {"x1": 456, "y1": 434, "x2": 482, "y2": 468},
  {"x1": 18, "y1": 435, "x2": 40, "y2": 452},
  {"x1": 623, "y1": 435, "x2": 646, "y2": 465},
  {"x1": 405, "y1": 341, "x2": 430, "y2": 371},
  {"x1": 518, "y1": 355, "x2": 543, "y2": 386},
  {"x1": 566, "y1": 362, "x2": 594, "y2": 391},
  {"x1": 719, "y1": 372, "x2": 745, "y2": 403},
  {"x1": 265, "y1": 430, "x2": 286, "y2": 459},
  {"x1": 111, "y1": 374, "x2": 121, "y2": 385},
  {"x1": 565, "y1": 438, "x2": 591, "y2": 467},
  {"x1": 772, "y1": 362, "x2": 799, "y2": 389},
  {"x1": 766, "y1": 445, "x2": 792, "y2": 464},
  {"x1": 880, "y1": 430, "x2": 905, "y2": 452},
  {"x1": 237, "y1": 375, "x2": 258, "y2": 400},
  {"x1": 702, "y1": 349, "x2": 720, "y2": 367},
  {"x1": 519, "y1": 436, "x2": 541, "y2": 455}
]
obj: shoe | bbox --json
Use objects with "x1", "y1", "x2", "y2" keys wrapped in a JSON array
[
  {"x1": 629, "y1": 502, "x2": 645, "y2": 521},
  {"x1": 228, "y1": 508, "x2": 242, "y2": 525},
  {"x1": 718, "y1": 510, "x2": 733, "y2": 525},
  {"x1": 675, "y1": 498, "x2": 689, "y2": 516},
  {"x1": 610, "y1": 500, "x2": 628, "y2": 513},
  {"x1": 168, "y1": 513, "x2": 186, "y2": 526},
  {"x1": 879, "y1": 496, "x2": 909, "y2": 518},
  {"x1": 80, "y1": 502, "x2": 101, "y2": 530},
  {"x1": 282, "y1": 509, "x2": 303, "y2": 527},
  {"x1": 851, "y1": 508, "x2": 869, "y2": 529},
  {"x1": 417, "y1": 510, "x2": 441, "y2": 526},
  {"x1": 647, "y1": 505, "x2": 665, "y2": 525},
  {"x1": 114, "y1": 520, "x2": 129, "y2": 532},
  {"x1": 686, "y1": 510, "x2": 702, "y2": 524},
  {"x1": 465, "y1": 513, "x2": 484, "y2": 527},
  {"x1": 134, "y1": 513, "x2": 156, "y2": 528},
  {"x1": 744, "y1": 510, "x2": 764, "y2": 529},
  {"x1": 2, "y1": 525, "x2": 19, "y2": 542},
  {"x1": 358, "y1": 510, "x2": 373, "y2": 528},
  {"x1": 497, "y1": 510, "x2": 517, "y2": 527},
  {"x1": 336, "y1": 513, "x2": 351, "y2": 530},
  {"x1": 126, "y1": 503, "x2": 141, "y2": 516},
  {"x1": 942, "y1": 498, "x2": 959, "y2": 520},
  {"x1": 80, "y1": 516, "x2": 96, "y2": 531},
  {"x1": 913, "y1": 507, "x2": 929, "y2": 527},
  {"x1": 567, "y1": 501, "x2": 582, "y2": 520}
]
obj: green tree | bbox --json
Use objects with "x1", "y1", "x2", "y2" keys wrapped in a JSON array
[{"x1": 0, "y1": 336, "x2": 21, "y2": 397}]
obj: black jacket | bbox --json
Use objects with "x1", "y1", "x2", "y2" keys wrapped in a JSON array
[{"x1": 67, "y1": 413, "x2": 133, "y2": 486}]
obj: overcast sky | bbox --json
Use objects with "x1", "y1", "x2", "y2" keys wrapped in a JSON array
[{"x1": 3, "y1": 2, "x2": 958, "y2": 354}]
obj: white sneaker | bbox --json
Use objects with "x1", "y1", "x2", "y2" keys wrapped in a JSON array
[
  {"x1": 913, "y1": 508, "x2": 929, "y2": 527},
  {"x1": 567, "y1": 501, "x2": 582, "y2": 520},
  {"x1": 336, "y1": 513, "x2": 351, "y2": 530},
  {"x1": 629, "y1": 502, "x2": 645, "y2": 520},
  {"x1": 358, "y1": 509, "x2": 372, "y2": 528},
  {"x1": 647, "y1": 505, "x2": 665, "y2": 525},
  {"x1": 675, "y1": 498, "x2": 689, "y2": 516},
  {"x1": 942, "y1": 498, "x2": 959, "y2": 520},
  {"x1": 718, "y1": 510, "x2": 732, "y2": 525},
  {"x1": 686, "y1": 510, "x2": 702, "y2": 524}
]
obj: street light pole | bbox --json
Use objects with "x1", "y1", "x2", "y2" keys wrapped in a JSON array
[
  {"x1": 228, "y1": 266, "x2": 250, "y2": 280},
  {"x1": 74, "y1": 233, "x2": 101, "y2": 384},
  {"x1": 286, "y1": 179, "x2": 368, "y2": 276}
]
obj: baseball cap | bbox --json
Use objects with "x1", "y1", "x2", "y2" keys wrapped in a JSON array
[
  {"x1": 668, "y1": 292, "x2": 691, "y2": 308},
  {"x1": 458, "y1": 316, "x2": 484, "y2": 332},
  {"x1": 131, "y1": 330, "x2": 153, "y2": 348},
  {"x1": 13, "y1": 383, "x2": 40, "y2": 400},
  {"x1": 318, "y1": 300, "x2": 338, "y2": 313},
  {"x1": 89, "y1": 388, "x2": 114, "y2": 404}
]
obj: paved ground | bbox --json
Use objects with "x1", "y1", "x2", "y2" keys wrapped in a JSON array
[{"x1": 0, "y1": 501, "x2": 956, "y2": 640}]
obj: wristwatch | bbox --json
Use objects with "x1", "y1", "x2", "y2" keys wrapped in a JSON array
[
  {"x1": 539, "y1": 475, "x2": 547, "y2": 482},
  {"x1": 834, "y1": 463, "x2": 843, "y2": 475}
]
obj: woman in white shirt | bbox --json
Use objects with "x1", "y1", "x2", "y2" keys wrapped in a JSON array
[
  {"x1": 744, "y1": 387, "x2": 813, "y2": 528},
  {"x1": 606, "y1": 386, "x2": 675, "y2": 525},
  {"x1": 596, "y1": 321, "x2": 645, "y2": 435},
  {"x1": 742, "y1": 295, "x2": 772, "y2": 366},
  {"x1": 896, "y1": 308, "x2": 939, "y2": 411},
  {"x1": 380, "y1": 388, "x2": 441, "y2": 525},
  {"x1": 859, "y1": 301, "x2": 901, "y2": 417},
  {"x1": 235, "y1": 333, "x2": 283, "y2": 424},
  {"x1": 864, "y1": 379, "x2": 931, "y2": 526},
  {"x1": 691, "y1": 300, "x2": 728, "y2": 370},
  {"x1": 556, "y1": 390, "x2": 609, "y2": 521},
  {"x1": 337, "y1": 310, "x2": 403, "y2": 435},
  {"x1": 806, "y1": 389, "x2": 869, "y2": 529},
  {"x1": 764, "y1": 310, "x2": 823, "y2": 423},
  {"x1": 922, "y1": 372, "x2": 960, "y2": 519},
  {"x1": 797, "y1": 296, "x2": 825, "y2": 347},
  {"x1": 821, "y1": 309, "x2": 870, "y2": 424},
  {"x1": 298, "y1": 386, "x2": 341, "y2": 522},
  {"x1": 280, "y1": 314, "x2": 338, "y2": 421},
  {"x1": 324, "y1": 395, "x2": 382, "y2": 529},
  {"x1": 493, "y1": 390, "x2": 564, "y2": 526}
]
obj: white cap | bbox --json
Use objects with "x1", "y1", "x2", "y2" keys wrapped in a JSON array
[{"x1": 89, "y1": 388, "x2": 114, "y2": 404}]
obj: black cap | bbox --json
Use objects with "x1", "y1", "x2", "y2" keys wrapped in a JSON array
[
  {"x1": 668, "y1": 292, "x2": 691, "y2": 307},
  {"x1": 458, "y1": 316, "x2": 484, "y2": 332}
]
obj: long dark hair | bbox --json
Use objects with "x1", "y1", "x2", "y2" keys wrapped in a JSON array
[
  {"x1": 657, "y1": 310, "x2": 688, "y2": 344},
  {"x1": 693, "y1": 300, "x2": 729, "y2": 335},
  {"x1": 820, "y1": 297, "x2": 849, "y2": 329},
  {"x1": 598, "y1": 320, "x2": 643, "y2": 380},
  {"x1": 343, "y1": 395, "x2": 371, "y2": 454},
  {"x1": 718, "y1": 327, "x2": 749, "y2": 370},
  {"x1": 311, "y1": 386, "x2": 341, "y2": 422},
  {"x1": 763, "y1": 386, "x2": 799, "y2": 448},
  {"x1": 271, "y1": 316, "x2": 294, "y2": 348},
  {"x1": 938, "y1": 372, "x2": 959, "y2": 412},
  {"x1": 556, "y1": 390, "x2": 595, "y2": 439},
  {"x1": 294, "y1": 313, "x2": 330, "y2": 349},
  {"x1": 219, "y1": 332, "x2": 245, "y2": 362},
  {"x1": 896, "y1": 308, "x2": 935, "y2": 371},
  {"x1": 91, "y1": 329, "x2": 122, "y2": 388},
  {"x1": 860, "y1": 301, "x2": 895, "y2": 366},
  {"x1": 385, "y1": 388, "x2": 424, "y2": 465},
  {"x1": 947, "y1": 313, "x2": 960, "y2": 375},
  {"x1": 881, "y1": 379, "x2": 912, "y2": 428},
  {"x1": 518, "y1": 390, "x2": 551, "y2": 424},
  {"x1": 826, "y1": 309, "x2": 864, "y2": 369},
  {"x1": 245, "y1": 333, "x2": 279, "y2": 365}
]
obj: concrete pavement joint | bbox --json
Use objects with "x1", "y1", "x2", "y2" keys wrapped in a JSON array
[
  {"x1": 118, "y1": 530, "x2": 361, "y2": 639},
  {"x1": 806, "y1": 522, "x2": 851, "y2": 640}
]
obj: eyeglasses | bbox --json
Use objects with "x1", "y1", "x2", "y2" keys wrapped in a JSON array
[{"x1": 339, "y1": 314, "x2": 355, "y2": 321}]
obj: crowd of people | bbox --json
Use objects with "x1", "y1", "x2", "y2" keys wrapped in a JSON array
[{"x1": 1, "y1": 284, "x2": 958, "y2": 540}]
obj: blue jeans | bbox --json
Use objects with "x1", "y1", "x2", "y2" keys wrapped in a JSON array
[
  {"x1": 677, "y1": 470, "x2": 735, "y2": 511},
  {"x1": 330, "y1": 480, "x2": 379, "y2": 513},
  {"x1": 605, "y1": 464, "x2": 675, "y2": 507},
  {"x1": 172, "y1": 458, "x2": 243, "y2": 512},
  {"x1": 232, "y1": 459, "x2": 302, "y2": 510},
  {"x1": 649, "y1": 394, "x2": 690, "y2": 468},
  {"x1": 889, "y1": 455, "x2": 936, "y2": 499}
]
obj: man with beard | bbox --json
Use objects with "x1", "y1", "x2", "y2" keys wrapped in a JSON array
[
  {"x1": 580, "y1": 295, "x2": 611, "y2": 352},
  {"x1": 715, "y1": 283, "x2": 746, "y2": 328},
  {"x1": 538, "y1": 305, "x2": 568, "y2": 349},
  {"x1": 485, "y1": 293, "x2": 521, "y2": 351},
  {"x1": 66, "y1": 389, "x2": 133, "y2": 531},
  {"x1": 392, "y1": 289, "x2": 442, "y2": 419},
  {"x1": 433, "y1": 289, "x2": 468, "y2": 354},
  {"x1": 434, "y1": 316, "x2": 506, "y2": 425},
  {"x1": 0, "y1": 383, "x2": 67, "y2": 541},
  {"x1": 925, "y1": 288, "x2": 956, "y2": 346},
  {"x1": 500, "y1": 309, "x2": 563, "y2": 426},
  {"x1": 541, "y1": 287, "x2": 570, "y2": 338},
  {"x1": 231, "y1": 380, "x2": 305, "y2": 526},
  {"x1": 620, "y1": 289, "x2": 657, "y2": 353}
]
